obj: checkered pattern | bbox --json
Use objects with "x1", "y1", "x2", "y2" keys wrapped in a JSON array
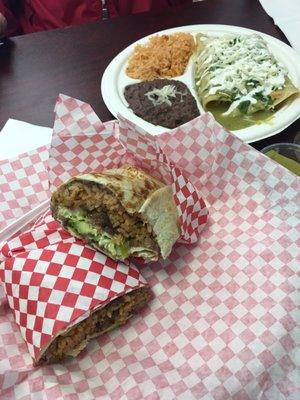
[
  {"x1": 54, "y1": 94, "x2": 106, "y2": 137},
  {"x1": 158, "y1": 114, "x2": 300, "y2": 210},
  {"x1": 0, "y1": 210, "x2": 147, "y2": 364},
  {"x1": 0, "y1": 145, "x2": 50, "y2": 231},
  {"x1": 49, "y1": 94, "x2": 124, "y2": 189},
  {"x1": 49, "y1": 95, "x2": 208, "y2": 243},
  {"x1": 171, "y1": 167, "x2": 208, "y2": 243},
  {"x1": 0, "y1": 96, "x2": 299, "y2": 399}
]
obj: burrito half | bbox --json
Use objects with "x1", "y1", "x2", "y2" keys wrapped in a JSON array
[
  {"x1": 51, "y1": 165, "x2": 180, "y2": 262},
  {"x1": 38, "y1": 287, "x2": 151, "y2": 365}
]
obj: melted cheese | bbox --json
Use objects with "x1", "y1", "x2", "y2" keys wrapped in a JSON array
[
  {"x1": 195, "y1": 34, "x2": 287, "y2": 115},
  {"x1": 145, "y1": 85, "x2": 187, "y2": 106}
]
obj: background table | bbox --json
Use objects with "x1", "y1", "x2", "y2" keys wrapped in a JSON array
[{"x1": 0, "y1": 0, "x2": 299, "y2": 150}]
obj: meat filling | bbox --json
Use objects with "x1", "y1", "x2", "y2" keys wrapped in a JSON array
[
  {"x1": 38, "y1": 287, "x2": 151, "y2": 365},
  {"x1": 51, "y1": 180, "x2": 159, "y2": 260}
]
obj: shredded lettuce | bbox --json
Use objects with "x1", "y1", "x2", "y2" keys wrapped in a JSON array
[{"x1": 145, "y1": 85, "x2": 187, "y2": 106}]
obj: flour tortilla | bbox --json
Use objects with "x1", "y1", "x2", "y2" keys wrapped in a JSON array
[{"x1": 51, "y1": 165, "x2": 180, "y2": 262}]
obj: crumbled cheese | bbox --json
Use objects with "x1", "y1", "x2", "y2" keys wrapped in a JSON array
[
  {"x1": 145, "y1": 85, "x2": 187, "y2": 106},
  {"x1": 195, "y1": 34, "x2": 287, "y2": 114}
]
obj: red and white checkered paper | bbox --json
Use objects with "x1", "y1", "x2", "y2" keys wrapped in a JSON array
[
  {"x1": 0, "y1": 145, "x2": 50, "y2": 231},
  {"x1": 0, "y1": 209, "x2": 148, "y2": 364},
  {"x1": 0, "y1": 95, "x2": 299, "y2": 400}
]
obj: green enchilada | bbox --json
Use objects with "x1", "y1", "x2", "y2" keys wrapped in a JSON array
[{"x1": 194, "y1": 33, "x2": 299, "y2": 130}]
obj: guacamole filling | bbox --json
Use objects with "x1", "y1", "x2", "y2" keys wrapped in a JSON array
[
  {"x1": 57, "y1": 207, "x2": 132, "y2": 260},
  {"x1": 51, "y1": 180, "x2": 159, "y2": 261}
]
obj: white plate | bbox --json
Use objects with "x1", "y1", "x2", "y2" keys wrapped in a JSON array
[{"x1": 101, "y1": 24, "x2": 300, "y2": 143}]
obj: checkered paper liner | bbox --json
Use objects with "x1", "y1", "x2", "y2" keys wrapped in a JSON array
[
  {"x1": 49, "y1": 94, "x2": 208, "y2": 243},
  {"x1": 0, "y1": 95, "x2": 299, "y2": 399},
  {"x1": 0, "y1": 145, "x2": 50, "y2": 232},
  {"x1": 0, "y1": 210, "x2": 148, "y2": 365}
]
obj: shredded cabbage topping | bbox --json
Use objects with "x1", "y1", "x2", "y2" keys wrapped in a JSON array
[
  {"x1": 145, "y1": 85, "x2": 187, "y2": 106},
  {"x1": 195, "y1": 34, "x2": 288, "y2": 116}
]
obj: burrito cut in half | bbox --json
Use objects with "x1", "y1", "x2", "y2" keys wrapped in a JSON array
[
  {"x1": 51, "y1": 165, "x2": 180, "y2": 262},
  {"x1": 38, "y1": 287, "x2": 151, "y2": 365},
  {"x1": 194, "y1": 33, "x2": 299, "y2": 130}
]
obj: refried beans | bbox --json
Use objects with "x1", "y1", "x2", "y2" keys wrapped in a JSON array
[{"x1": 124, "y1": 79, "x2": 200, "y2": 129}]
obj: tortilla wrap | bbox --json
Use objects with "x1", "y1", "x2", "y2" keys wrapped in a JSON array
[
  {"x1": 50, "y1": 165, "x2": 180, "y2": 262},
  {"x1": 37, "y1": 287, "x2": 151, "y2": 365}
]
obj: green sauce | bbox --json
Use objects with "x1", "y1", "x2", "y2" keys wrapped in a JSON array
[
  {"x1": 265, "y1": 150, "x2": 300, "y2": 176},
  {"x1": 206, "y1": 102, "x2": 274, "y2": 131}
]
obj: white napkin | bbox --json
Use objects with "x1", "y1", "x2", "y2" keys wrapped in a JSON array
[
  {"x1": 259, "y1": 0, "x2": 300, "y2": 54},
  {"x1": 0, "y1": 119, "x2": 52, "y2": 160}
]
